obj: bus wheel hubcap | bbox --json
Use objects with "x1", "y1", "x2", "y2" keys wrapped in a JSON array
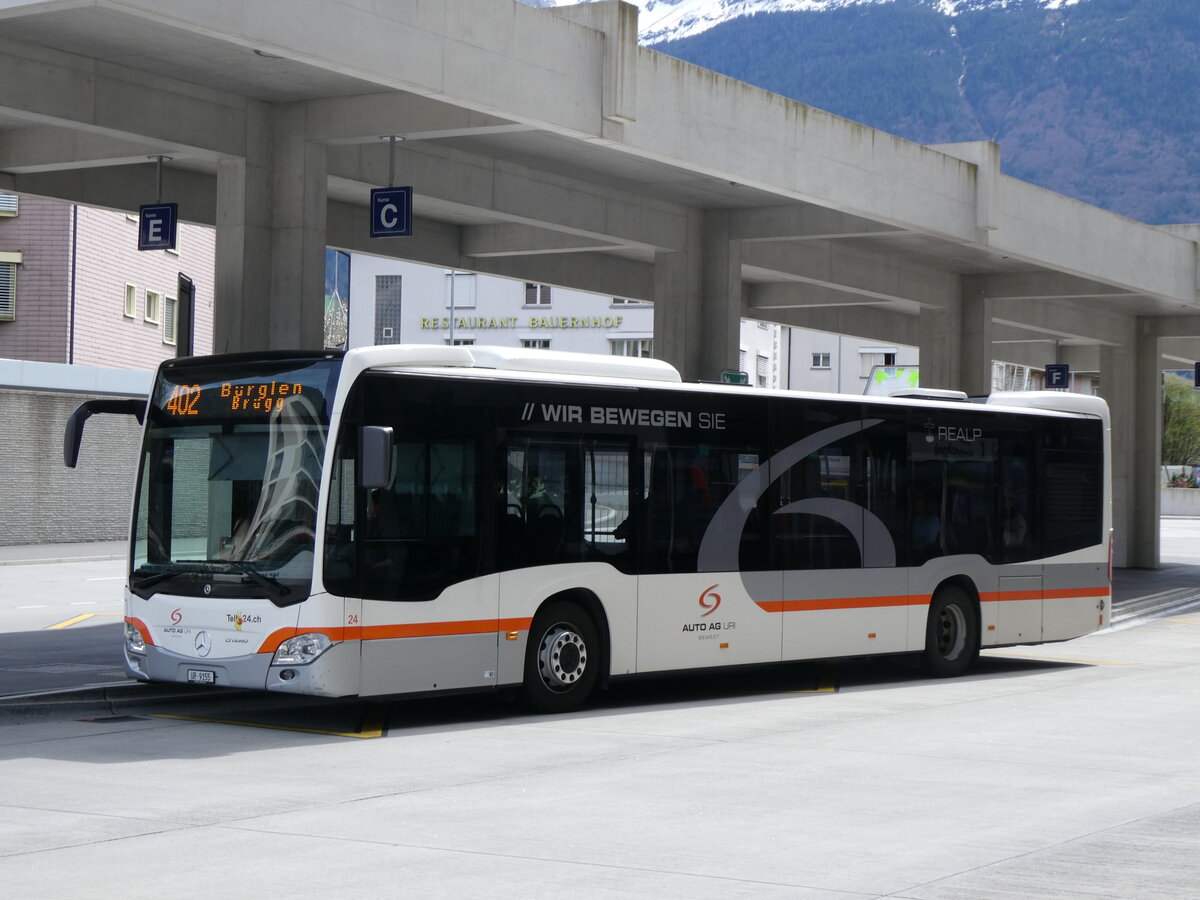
[
  {"x1": 538, "y1": 626, "x2": 587, "y2": 690},
  {"x1": 937, "y1": 604, "x2": 966, "y2": 659}
]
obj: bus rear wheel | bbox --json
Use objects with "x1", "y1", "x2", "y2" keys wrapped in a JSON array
[
  {"x1": 521, "y1": 601, "x2": 599, "y2": 713},
  {"x1": 921, "y1": 585, "x2": 979, "y2": 677}
]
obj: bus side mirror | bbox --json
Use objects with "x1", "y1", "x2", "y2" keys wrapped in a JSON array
[
  {"x1": 63, "y1": 398, "x2": 147, "y2": 468},
  {"x1": 359, "y1": 425, "x2": 394, "y2": 489}
]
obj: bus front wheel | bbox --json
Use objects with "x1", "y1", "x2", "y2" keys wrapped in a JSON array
[
  {"x1": 521, "y1": 601, "x2": 599, "y2": 713},
  {"x1": 921, "y1": 585, "x2": 979, "y2": 677}
]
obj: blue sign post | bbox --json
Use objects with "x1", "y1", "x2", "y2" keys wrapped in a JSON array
[
  {"x1": 1045, "y1": 363, "x2": 1070, "y2": 389},
  {"x1": 138, "y1": 203, "x2": 178, "y2": 251},
  {"x1": 370, "y1": 187, "x2": 413, "y2": 238}
]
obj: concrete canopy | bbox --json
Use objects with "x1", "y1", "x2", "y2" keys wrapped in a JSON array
[{"x1": 1, "y1": 0, "x2": 1198, "y2": 566}]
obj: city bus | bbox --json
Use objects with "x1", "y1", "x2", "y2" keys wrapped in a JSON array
[{"x1": 65, "y1": 344, "x2": 1111, "y2": 712}]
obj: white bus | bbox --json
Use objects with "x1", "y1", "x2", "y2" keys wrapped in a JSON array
[{"x1": 65, "y1": 345, "x2": 1111, "y2": 712}]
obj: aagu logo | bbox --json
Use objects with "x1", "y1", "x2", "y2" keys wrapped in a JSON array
[{"x1": 699, "y1": 584, "x2": 721, "y2": 617}]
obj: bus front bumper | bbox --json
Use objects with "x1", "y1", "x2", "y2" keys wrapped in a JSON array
[{"x1": 124, "y1": 640, "x2": 361, "y2": 698}]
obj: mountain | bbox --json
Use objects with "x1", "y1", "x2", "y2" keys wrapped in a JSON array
[
  {"x1": 526, "y1": 0, "x2": 1200, "y2": 225},
  {"x1": 536, "y1": 0, "x2": 1093, "y2": 45}
]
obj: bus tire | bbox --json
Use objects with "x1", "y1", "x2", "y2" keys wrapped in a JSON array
[
  {"x1": 921, "y1": 585, "x2": 979, "y2": 678},
  {"x1": 521, "y1": 601, "x2": 599, "y2": 713}
]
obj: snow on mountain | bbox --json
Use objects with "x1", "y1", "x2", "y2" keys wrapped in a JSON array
[{"x1": 531, "y1": 0, "x2": 1089, "y2": 44}]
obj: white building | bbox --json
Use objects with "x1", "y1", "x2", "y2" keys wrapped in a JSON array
[
  {"x1": 346, "y1": 253, "x2": 655, "y2": 357},
  {"x1": 343, "y1": 252, "x2": 930, "y2": 394}
]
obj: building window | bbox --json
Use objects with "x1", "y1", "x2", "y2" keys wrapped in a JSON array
[
  {"x1": 376, "y1": 274, "x2": 402, "y2": 345},
  {"x1": 812, "y1": 353, "x2": 831, "y2": 369},
  {"x1": 756, "y1": 354, "x2": 769, "y2": 388},
  {"x1": 162, "y1": 295, "x2": 177, "y2": 345},
  {"x1": 124, "y1": 283, "x2": 137, "y2": 318},
  {"x1": 446, "y1": 272, "x2": 476, "y2": 309},
  {"x1": 611, "y1": 296, "x2": 649, "y2": 307},
  {"x1": 0, "y1": 261, "x2": 15, "y2": 321},
  {"x1": 145, "y1": 290, "x2": 161, "y2": 324},
  {"x1": 0, "y1": 193, "x2": 17, "y2": 217},
  {"x1": 521, "y1": 338, "x2": 551, "y2": 350},
  {"x1": 859, "y1": 347, "x2": 899, "y2": 378},
  {"x1": 610, "y1": 338, "x2": 652, "y2": 358},
  {"x1": 524, "y1": 283, "x2": 551, "y2": 306},
  {"x1": 448, "y1": 337, "x2": 475, "y2": 346}
]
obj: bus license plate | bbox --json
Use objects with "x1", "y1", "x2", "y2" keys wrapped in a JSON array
[{"x1": 187, "y1": 669, "x2": 215, "y2": 685}]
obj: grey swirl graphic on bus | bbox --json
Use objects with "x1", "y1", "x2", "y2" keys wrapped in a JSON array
[{"x1": 696, "y1": 418, "x2": 894, "y2": 573}]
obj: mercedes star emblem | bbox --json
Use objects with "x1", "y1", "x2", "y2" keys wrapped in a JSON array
[{"x1": 194, "y1": 631, "x2": 212, "y2": 657}]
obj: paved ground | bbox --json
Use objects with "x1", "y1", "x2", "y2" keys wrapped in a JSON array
[
  {"x1": 2, "y1": 526, "x2": 1200, "y2": 897},
  {"x1": 2, "y1": 601, "x2": 1200, "y2": 898}
]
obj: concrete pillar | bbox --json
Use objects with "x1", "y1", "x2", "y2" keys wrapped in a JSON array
[
  {"x1": 700, "y1": 211, "x2": 743, "y2": 381},
  {"x1": 917, "y1": 305, "x2": 960, "y2": 390},
  {"x1": 959, "y1": 275, "x2": 994, "y2": 396},
  {"x1": 214, "y1": 103, "x2": 272, "y2": 354},
  {"x1": 653, "y1": 210, "x2": 703, "y2": 380},
  {"x1": 1128, "y1": 318, "x2": 1161, "y2": 567},
  {"x1": 213, "y1": 102, "x2": 327, "y2": 353},
  {"x1": 1099, "y1": 333, "x2": 1136, "y2": 568},
  {"x1": 269, "y1": 103, "x2": 327, "y2": 350}
]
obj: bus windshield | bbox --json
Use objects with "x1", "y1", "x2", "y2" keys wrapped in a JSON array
[{"x1": 130, "y1": 354, "x2": 342, "y2": 603}]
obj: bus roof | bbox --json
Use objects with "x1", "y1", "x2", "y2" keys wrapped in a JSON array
[
  {"x1": 347, "y1": 344, "x2": 682, "y2": 384},
  {"x1": 340, "y1": 345, "x2": 1109, "y2": 422}
]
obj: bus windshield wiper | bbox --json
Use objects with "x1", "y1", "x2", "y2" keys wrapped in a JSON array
[
  {"x1": 225, "y1": 561, "x2": 291, "y2": 598},
  {"x1": 130, "y1": 566, "x2": 184, "y2": 590}
]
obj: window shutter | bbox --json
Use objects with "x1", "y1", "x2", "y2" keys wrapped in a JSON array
[{"x1": 0, "y1": 262, "x2": 15, "y2": 321}]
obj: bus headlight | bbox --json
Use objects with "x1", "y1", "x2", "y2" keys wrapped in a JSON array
[
  {"x1": 125, "y1": 622, "x2": 146, "y2": 654},
  {"x1": 272, "y1": 633, "x2": 332, "y2": 666}
]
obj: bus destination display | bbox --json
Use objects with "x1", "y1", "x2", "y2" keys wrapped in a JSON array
[{"x1": 161, "y1": 380, "x2": 312, "y2": 417}]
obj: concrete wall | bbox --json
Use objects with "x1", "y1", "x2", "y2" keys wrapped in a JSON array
[
  {"x1": 1161, "y1": 488, "x2": 1200, "y2": 517},
  {"x1": 0, "y1": 387, "x2": 144, "y2": 546}
]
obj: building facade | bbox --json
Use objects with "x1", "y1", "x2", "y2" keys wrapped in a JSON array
[
  {"x1": 0, "y1": 194, "x2": 215, "y2": 367},
  {"x1": 0, "y1": 192, "x2": 216, "y2": 545}
]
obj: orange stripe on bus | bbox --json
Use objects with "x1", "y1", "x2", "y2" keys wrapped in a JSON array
[
  {"x1": 754, "y1": 586, "x2": 1109, "y2": 615},
  {"x1": 255, "y1": 617, "x2": 533, "y2": 654}
]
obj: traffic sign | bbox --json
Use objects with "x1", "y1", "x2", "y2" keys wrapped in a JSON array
[
  {"x1": 370, "y1": 186, "x2": 413, "y2": 238},
  {"x1": 1045, "y1": 363, "x2": 1070, "y2": 389},
  {"x1": 138, "y1": 203, "x2": 178, "y2": 251}
]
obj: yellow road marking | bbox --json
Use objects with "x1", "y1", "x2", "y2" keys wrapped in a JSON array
[
  {"x1": 789, "y1": 676, "x2": 838, "y2": 694},
  {"x1": 47, "y1": 613, "x2": 96, "y2": 629},
  {"x1": 148, "y1": 702, "x2": 389, "y2": 739},
  {"x1": 1165, "y1": 618, "x2": 1200, "y2": 627}
]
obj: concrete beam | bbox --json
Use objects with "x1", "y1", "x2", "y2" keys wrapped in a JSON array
[
  {"x1": 980, "y1": 272, "x2": 1142, "y2": 302},
  {"x1": 8, "y1": 163, "x2": 217, "y2": 224},
  {"x1": 740, "y1": 240, "x2": 958, "y2": 309},
  {"x1": 746, "y1": 282, "x2": 887, "y2": 310},
  {"x1": 0, "y1": 125, "x2": 177, "y2": 173},
  {"x1": 759, "y1": 304, "x2": 922, "y2": 349},
  {"x1": 325, "y1": 142, "x2": 690, "y2": 253},
  {"x1": 1146, "y1": 316, "x2": 1200, "y2": 339},
  {"x1": 989, "y1": 298, "x2": 1131, "y2": 347},
  {"x1": 326, "y1": 200, "x2": 654, "y2": 301},
  {"x1": 729, "y1": 204, "x2": 905, "y2": 242},
  {"x1": 300, "y1": 93, "x2": 533, "y2": 145},
  {"x1": 463, "y1": 224, "x2": 620, "y2": 257},
  {"x1": 0, "y1": 37, "x2": 245, "y2": 158}
]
